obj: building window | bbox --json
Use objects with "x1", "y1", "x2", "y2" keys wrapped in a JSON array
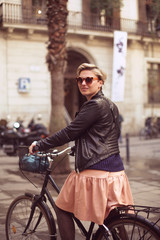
[
  {"x1": 32, "y1": 0, "x2": 46, "y2": 22},
  {"x1": 147, "y1": 62, "x2": 160, "y2": 103},
  {"x1": 145, "y1": 0, "x2": 160, "y2": 32},
  {"x1": 89, "y1": 0, "x2": 121, "y2": 29},
  {"x1": 22, "y1": 0, "x2": 46, "y2": 24},
  {"x1": 32, "y1": 0, "x2": 43, "y2": 17}
]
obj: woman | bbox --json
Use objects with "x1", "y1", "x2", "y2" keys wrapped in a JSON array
[{"x1": 29, "y1": 63, "x2": 133, "y2": 240}]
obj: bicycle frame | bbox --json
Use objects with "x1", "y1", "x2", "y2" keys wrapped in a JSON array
[
  {"x1": 22, "y1": 168, "x2": 160, "y2": 240},
  {"x1": 8, "y1": 146, "x2": 160, "y2": 240},
  {"x1": 23, "y1": 167, "x2": 108, "y2": 240}
]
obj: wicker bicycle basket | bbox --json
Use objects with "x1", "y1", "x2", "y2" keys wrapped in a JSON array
[{"x1": 18, "y1": 146, "x2": 49, "y2": 173}]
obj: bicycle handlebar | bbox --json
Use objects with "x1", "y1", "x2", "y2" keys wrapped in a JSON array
[{"x1": 36, "y1": 146, "x2": 74, "y2": 159}]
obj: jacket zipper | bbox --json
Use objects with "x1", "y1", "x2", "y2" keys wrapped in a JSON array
[{"x1": 75, "y1": 142, "x2": 79, "y2": 173}]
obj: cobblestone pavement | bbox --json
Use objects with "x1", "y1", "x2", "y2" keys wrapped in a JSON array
[{"x1": 0, "y1": 136, "x2": 160, "y2": 239}]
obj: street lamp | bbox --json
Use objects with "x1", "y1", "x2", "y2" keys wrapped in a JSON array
[{"x1": 156, "y1": 24, "x2": 160, "y2": 38}]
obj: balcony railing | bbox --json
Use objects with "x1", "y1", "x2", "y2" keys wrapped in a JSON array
[{"x1": 0, "y1": 2, "x2": 156, "y2": 37}]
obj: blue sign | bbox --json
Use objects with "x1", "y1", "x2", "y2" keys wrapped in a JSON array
[{"x1": 18, "y1": 78, "x2": 31, "y2": 92}]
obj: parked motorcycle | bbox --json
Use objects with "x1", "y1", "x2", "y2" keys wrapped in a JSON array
[
  {"x1": 0, "y1": 119, "x2": 8, "y2": 148},
  {"x1": 1, "y1": 118, "x2": 49, "y2": 156}
]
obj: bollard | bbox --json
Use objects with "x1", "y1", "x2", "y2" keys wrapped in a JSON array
[{"x1": 126, "y1": 133, "x2": 130, "y2": 162}]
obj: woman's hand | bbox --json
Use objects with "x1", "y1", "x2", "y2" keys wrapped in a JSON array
[{"x1": 29, "y1": 141, "x2": 38, "y2": 154}]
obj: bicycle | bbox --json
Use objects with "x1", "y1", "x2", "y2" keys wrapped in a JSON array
[
  {"x1": 5, "y1": 146, "x2": 160, "y2": 239},
  {"x1": 139, "y1": 117, "x2": 160, "y2": 140}
]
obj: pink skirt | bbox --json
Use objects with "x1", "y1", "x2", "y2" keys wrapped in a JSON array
[{"x1": 55, "y1": 169, "x2": 134, "y2": 225}]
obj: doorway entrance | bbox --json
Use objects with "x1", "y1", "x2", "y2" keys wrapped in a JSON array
[{"x1": 64, "y1": 50, "x2": 90, "y2": 120}]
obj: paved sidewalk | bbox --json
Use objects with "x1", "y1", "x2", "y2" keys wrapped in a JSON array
[
  {"x1": 0, "y1": 136, "x2": 160, "y2": 239},
  {"x1": 119, "y1": 136, "x2": 160, "y2": 207}
]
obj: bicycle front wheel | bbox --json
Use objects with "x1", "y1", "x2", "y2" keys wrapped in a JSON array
[
  {"x1": 95, "y1": 214, "x2": 160, "y2": 240},
  {"x1": 5, "y1": 195, "x2": 57, "y2": 240}
]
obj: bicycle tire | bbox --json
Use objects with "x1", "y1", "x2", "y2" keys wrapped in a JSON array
[
  {"x1": 139, "y1": 127, "x2": 149, "y2": 140},
  {"x1": 5, "y1": 194, "x2": 57, "y2": 240},
  {"x1": 95, "y1": 214, "x2": 160, "y2": 240}
]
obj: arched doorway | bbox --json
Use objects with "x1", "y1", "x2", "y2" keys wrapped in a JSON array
[{"x1": 64, "y1": 49, "x2": 95, "y2": 120}]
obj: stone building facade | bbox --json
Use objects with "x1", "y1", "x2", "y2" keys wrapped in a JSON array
[{"x1": 0, "y1": 0, "x2": 160, "y2": 135}]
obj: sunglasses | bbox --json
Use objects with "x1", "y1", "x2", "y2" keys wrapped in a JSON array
[{"x1": 76, "y1": 77, "x2": 98, "y2": 85}]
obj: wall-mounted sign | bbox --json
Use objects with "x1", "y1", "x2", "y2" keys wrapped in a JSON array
[{"x1": 18, "y1": 78, "x2": 31, "y2": 93}]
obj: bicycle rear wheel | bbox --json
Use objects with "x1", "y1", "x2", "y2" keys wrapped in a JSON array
[
  {"x1": 5, "y1": 195, "x2": 57, "y2": 240},
  {"x1": 95, "y1": 214, "x2": 160, "y2": 240}
]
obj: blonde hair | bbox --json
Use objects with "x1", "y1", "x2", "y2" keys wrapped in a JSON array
[{"x1": 76, "y1": 63, "x2": 106, "y2": 82}]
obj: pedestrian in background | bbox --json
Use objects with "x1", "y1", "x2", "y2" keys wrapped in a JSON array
[{"x1": 119, "y1": 113, "x2": 124, "y2": 143}]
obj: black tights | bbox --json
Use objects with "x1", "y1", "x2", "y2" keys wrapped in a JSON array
[{"x1": 54, "y1": 205, "x2": 75, "y2": 240}]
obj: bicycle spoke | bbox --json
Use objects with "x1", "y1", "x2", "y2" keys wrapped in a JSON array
[
  {"x1": 110, "y1": 222, "x2": 159, "y2": 240},
  {"x1": 95, "y1": 215, "x2": 160, "y2": 240},
  {"x1": 6, "y1": 195, "x2": 55, "y2": 240}
]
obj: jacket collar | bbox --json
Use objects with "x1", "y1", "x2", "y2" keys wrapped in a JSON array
[{"x1": 91, "y1": 90, "x2": 104, "y2": 100}]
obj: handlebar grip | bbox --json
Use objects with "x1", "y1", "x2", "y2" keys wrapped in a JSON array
[
  {"x1": 32, "y1": 145, "x2": 39, "y2": 152},
  {"x1": 70, "y1": 146, "x2": 75, "y2": 156}
]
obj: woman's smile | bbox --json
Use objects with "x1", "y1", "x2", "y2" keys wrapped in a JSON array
[{"x1": 78, "y1": 70, "x2": 103, "y2": 100}]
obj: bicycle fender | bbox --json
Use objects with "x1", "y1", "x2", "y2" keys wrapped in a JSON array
[
  {"x1": 25, "y1": 192, "x2": 34, "y2": 199},
  {"x1": 104, "y1": 213, "x2": 160, "y2": 236}
]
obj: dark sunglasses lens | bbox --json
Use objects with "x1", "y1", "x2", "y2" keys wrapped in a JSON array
[
  {"x1": 76, "y1": 77, "x2": 82, "y2": 84},
  {"x1": 76, "y1": 77, "x2": 93, "y2": 84},
  {"x1": 85, "y1": 77, "x2": 93, "y2": 84}
]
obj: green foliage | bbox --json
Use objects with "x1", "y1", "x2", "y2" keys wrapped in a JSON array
[{"x1": 90, "y1": 0, "x2": 123, "y2": 17}]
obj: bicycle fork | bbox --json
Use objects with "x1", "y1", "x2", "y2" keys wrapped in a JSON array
[{"x1": 22, "y1": 195, "x2": 42, "y2": 236}]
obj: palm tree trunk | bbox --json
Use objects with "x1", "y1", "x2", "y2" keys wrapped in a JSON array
[{"x1": 46, "y1": 0, "x2": 70, "y2": 174}]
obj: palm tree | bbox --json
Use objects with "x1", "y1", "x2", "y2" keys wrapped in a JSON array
[{"x1": 46, "y1": 0, "x2": 70, "y2": 174}]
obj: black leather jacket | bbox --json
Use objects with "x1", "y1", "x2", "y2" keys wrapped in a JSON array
[{"x1": 36, "y1": 91, "x2": 120, "y2": 172}]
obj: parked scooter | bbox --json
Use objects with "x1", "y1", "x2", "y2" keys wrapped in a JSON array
[{"x1": 1, "y1": 118, "x2": 49, "y2": 156}]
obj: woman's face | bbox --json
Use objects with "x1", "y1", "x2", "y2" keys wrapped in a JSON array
[{"x1": 77, "y1": 70, "x2": 103, "y2": 100}]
